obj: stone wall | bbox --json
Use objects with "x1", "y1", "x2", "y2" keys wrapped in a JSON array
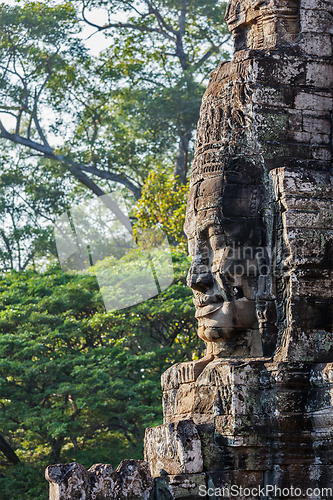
[{"x1": 146, "y1": 359, "x2": 333, "y2": 499}]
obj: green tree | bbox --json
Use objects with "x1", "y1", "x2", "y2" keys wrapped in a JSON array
[
  {"x1": 134, "y1": 170, "x2": 189, "y2": 251},
  {"x1": 0, "y1": 147, "x2": 77, "y2": 271},
  {"x1": 0, "y1": 0, "x2": 230, "y2": 200},
  {"x1": 0, "y1": 252, "x2": 198, "y2": 497}
]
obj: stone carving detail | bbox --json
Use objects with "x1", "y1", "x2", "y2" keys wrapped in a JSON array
[
  {"x1": 146, "y1": 360, "x2": 333, "y2": 499},
  {"x1": 45, "y1": 460, "x2": 153, "y2": 500},
  {"x1": 144, "y1": 420, "x2": 203, "y2": 478},
  {"x1": 225, "y1": 0, "x2": 301, "y2": 51},
  {"x1": 144, "y1": 0, "x2": 333, "y2": 494}
]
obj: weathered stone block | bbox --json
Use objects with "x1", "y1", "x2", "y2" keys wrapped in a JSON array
[
  {"x1": 197, "y1": 359, "x2": 262, "y2": 388},
  {"x1": 162, "y1": 389, "x2": 178, "y2": 417},
  {"x1": 161, "y1": 363, "x2": 180, "y2": 391},
  {"x1": 196, "y1": 423, "x2": 221, "y2": 472},
  {"x1": 207, "y1": 470, "x2": 264, "y2": 499},
  {"x1": 289, "y1": 297, "x2": 332, "y2": 330},
  {"x1": 310, "y1": 363, "x2": 333, "y2": 386},
  {"x1": 144, "y1": 420, "x2": 203, "y2": 478},
  {"x1": 193, "y1": 385, "x2": 218, "y2": 415},
  {"x1": 279, "y1": 328, "x2": 333, "y2": 362},
  {"x1": 114, "y1": 460, "x2": 153, "y2": 500},
  {"x1": 283, "y1": 208, "x2": 333, "y2": 230},
  {"x1": 310, "y1": 133, "x2": 331, "y2": 146},
  {"x1": 255, "y1": 57, "x2": 306, "y2": 86},
  {"x1": 256, "y1": 111, "x2": 289, "y2": 142},
  {"x1": 283, "y1": 227, "x2": 333, "y2": 267},
  {"x1": 46, "y1": 461, "x2": 153, "y2": 500},
  {"x1": 294, "y1": 91, "x2": 333, "y2": 111},
  {"x1": 214, "y1": 414, "x2": 267, "y2": 444},
  {"x1": 271, "y1": 167, "x2": 333, "y2": 199},
  {"x1": 306, "y1": 61, "x2": 333, "y2": 88},
  {"x1": 88, "y1": 464, "x2": 115, "y2": 500},
  {"x1": 252, "y1": 86, "x2": 293, "y2": 108},
  {"x1": 301, "y1": 0, "x2": 333, "y2": 9},
  {"x1": 175, "y1": 383, "x2": 196, "y2": 415},
  {"x1": 290, "y1": 270, "x2": 333, "y2": 298},
  {"x1": 300, "y1": 8, "x2": 333, "y2": 34},
  {"x1": 288, "y1": 131, "x2": 311, "y2": 144},
  {"x1": 155, "y1": 473, "x2": 207, "y2": 500},
  {"x1": 311, "y1": 146, "x2": 332, "y2": 161},
  {"x1": 300, "y1": 32, "x2": 333, "y2": 57},
  {"x1": 45, "y1": 463, "x2": 89, "y2": 500},
  {"x1": 303, "y1": 116, "x2": 331, "y2": 135}
]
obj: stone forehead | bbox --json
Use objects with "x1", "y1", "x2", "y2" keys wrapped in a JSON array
[
  {"x1": 184, "y1": 182, "x2": 266, "y2": 244},
  {"x1": 184, "y1": 181, "x2": 222, "y2": 238}
]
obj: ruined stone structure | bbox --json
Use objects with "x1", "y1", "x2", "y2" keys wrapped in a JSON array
[{"x1": 46, "y1": 0, "x2": 333, "y2": 498}]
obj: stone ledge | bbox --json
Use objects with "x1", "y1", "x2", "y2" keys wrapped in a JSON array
[{"x1": 45, "y1": 460, "x2": 153, "y2": 500}]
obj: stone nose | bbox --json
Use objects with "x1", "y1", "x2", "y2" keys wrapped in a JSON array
[{"x1": 187, "y1": 264, "x2": 214, "y2": 292}]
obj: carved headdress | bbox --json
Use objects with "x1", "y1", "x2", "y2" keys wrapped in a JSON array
[{"x1": 225, "y1": 0, "x2": 300, "y2": 51}]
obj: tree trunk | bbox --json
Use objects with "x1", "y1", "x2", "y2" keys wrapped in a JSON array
[
  {"x1": 50, "y1": 437, "x2": 64, "y2": 463},
  {"x1": 0, "y1": 434, "x2": 20, "y2": 464},
  {"x1": 173, "y1": 132, "x2": 191, "y2": 184}
]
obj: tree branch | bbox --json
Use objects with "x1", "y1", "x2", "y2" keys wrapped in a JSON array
[
  {"x1": 191, "y1": 45, "x2": 220, "y2": 71},
  {"x1": 0, "y1": 121, "x2": 134, "y2": 233},
  {"x1": 82, "y1": 2, "x2": 175, "y2": 42},
  {"x1": 79, "y1": 164, "x2": 141, "y2": 199},
  {"x1": 143, "y1": 0, "x2": 177, "y2": 35},
  {"x1": 178, "y1": 0, "x2": 186, "y2": 37},
  {"x1": 0, "y1": 229, "x2": 14, "y2": 270},
  {"x1": 0, "y1": 434, "x2": 20, "y2": 465},
  {"x1": 174, "y1": 0, "x2": 188, "y2": 70}
]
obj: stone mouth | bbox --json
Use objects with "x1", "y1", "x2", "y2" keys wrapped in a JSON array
[{"x1": 195, "y1": 303, "x2": 223, "y2": 318}]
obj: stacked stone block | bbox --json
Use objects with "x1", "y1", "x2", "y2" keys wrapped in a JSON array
[
  {"x1": 143, "y1": 0, "x2": 333, "y2": 498},
  {"x1": 145, "y1": 360, "x2": 333, "y2": 499}
]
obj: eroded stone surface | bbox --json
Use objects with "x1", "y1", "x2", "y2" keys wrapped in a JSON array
[
  {"x1": 144, "y1": 0, "x2": 333, "y2": 496},
  {"x1": 46, "y1": 460, "x2": 153, "y2": 500},
  {"x1": 184, "y1": 0, "x2": 333, "y2": 362},
  {"x1": 46, "y1": 463, "x2": 90, "y2": 500},
  {"x1": 144, "y1": 360, "x2": 333, "y2": 496},
  {"x1": 144, "y1": 420, "x2": 203, "y2": 478},
  {"x1": 114, "y1": 460, "x2": 153, "y2": 500},
  {"x1": 88, "y1": 464, "x2": 115, "y2": 500},
  {"x1": 155, "y1": 473, "x2": 207, "y2": 500}
]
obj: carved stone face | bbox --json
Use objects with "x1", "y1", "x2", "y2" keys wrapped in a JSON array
[{"x1": 185, "y1": 175, "x2": 267, "y2": 356}]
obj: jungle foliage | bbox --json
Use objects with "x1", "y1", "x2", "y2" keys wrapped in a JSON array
[{"x1": 0, "y1": 252, "x2": 199, "y2": 498}]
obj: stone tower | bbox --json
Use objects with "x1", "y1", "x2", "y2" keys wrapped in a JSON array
[{"x1": 145, "y1": 0, "x2": 333, "y2": 498}]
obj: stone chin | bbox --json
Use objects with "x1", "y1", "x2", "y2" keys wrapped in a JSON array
[{"x1": 196, "y1": 299, "x2": 257, "y2": 342}]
